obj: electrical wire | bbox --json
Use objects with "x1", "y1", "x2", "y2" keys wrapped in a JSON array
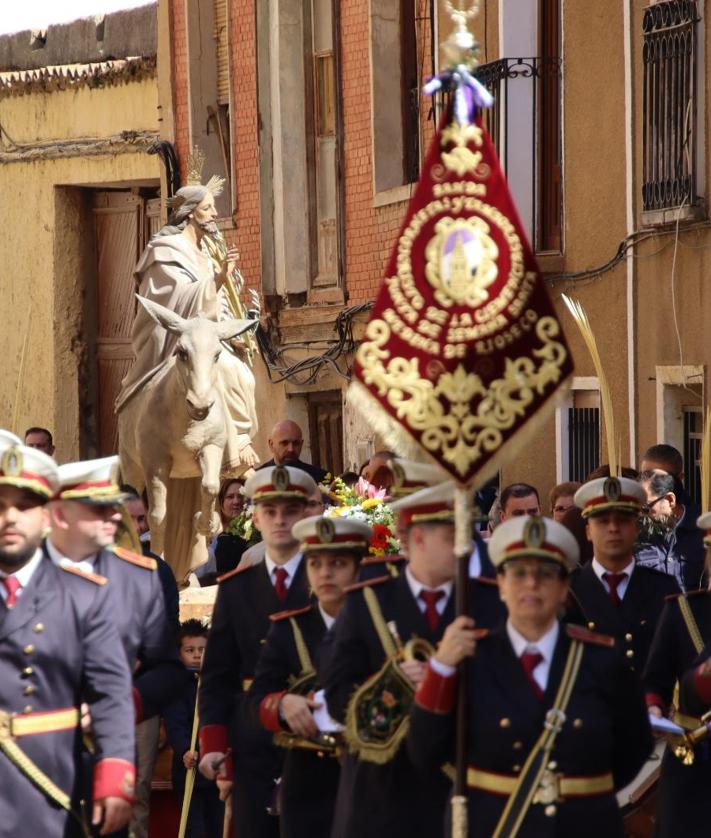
[{"x1": 256, "y1": 303, "x2": 373, "y2": 385}]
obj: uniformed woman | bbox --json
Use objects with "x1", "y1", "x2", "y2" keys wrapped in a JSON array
[
  {"x1": 407, "y1": 515, "x2": 653, "y2": 838},
  {"x1": 250, "y1": 515, "x2": 371, "y2": 838}
]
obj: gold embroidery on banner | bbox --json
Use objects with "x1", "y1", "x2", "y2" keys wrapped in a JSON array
[
  {"x1": 397, "y1": 201, "x2": 527, "y2": 328},
  {"x1": 440, "y1": 121, "x2": 484, "y2": 176},
  {"x1": 356, "y1": 317, "x2": 568, "y2": 477},
  {"x1": 424, "y1": 217, "x2": 499, "y2": 308}
]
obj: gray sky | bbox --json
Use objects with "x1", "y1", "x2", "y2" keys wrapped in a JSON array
[{"x1": 0, "y1": 0, "x2": 154, "y2": 36}]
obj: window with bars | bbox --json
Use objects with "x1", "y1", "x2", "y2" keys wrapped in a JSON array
[
  {"x1": 642, "y1": 0, "x2": 702, "y2": 219},
  {"x1": 567, "y1": 407, "x2": 600, "y2": 483},
  {"x1": 683, "y1": 405, "x2": 702, "y2": 507}
]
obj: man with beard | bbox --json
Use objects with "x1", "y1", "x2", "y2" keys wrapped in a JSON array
[
  {"x1": 47, "y1": 455, "x2": 187, "y2": 723},
  {"x1": 0, "y1": 436, "x2": 135, "y2": 837},
  {"x1": 115, "y1": 181, "x2": 258, "y2": 473},
  {"x1": 46, "y1": 456, "x2": 189, "y2": 837},
  {"x1": 636, "y1": 469, "x2": 706, "y2": 591},
  {"x1": 257, "y1": 420, "x2": 328, "y2": 483}
]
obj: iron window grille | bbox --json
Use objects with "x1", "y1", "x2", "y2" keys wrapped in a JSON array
[
  {"x1": 567, "y1": 406, "x2": 600, "y2": 483},
  {"x1": 642, "y1": 0, "x2": 701, "y2": 216},
  {"x1": 683, "y1": 405, "x2": 702, "y2": 507}
]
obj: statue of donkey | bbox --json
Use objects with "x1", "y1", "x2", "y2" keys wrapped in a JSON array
[{"x1": 118, "y1": 296, "x2": 255, "y2": 563}]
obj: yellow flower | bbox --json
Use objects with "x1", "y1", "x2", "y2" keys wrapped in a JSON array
[{"x1": 361, "y1": 498, "x2": 382, "y2": 510}]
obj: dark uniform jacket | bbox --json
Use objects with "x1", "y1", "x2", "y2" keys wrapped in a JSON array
[
  {"x1": 407, "y1": 623, "x2": 653, "y2": 838},
  {"x1": 567, "y1": 561, "x2": 679, "y2": 672},
  {"x1": 0, "y1": 556, "x2": 135, "y2": 838},
  {"x1": 323, "y1": 571, "x2": 505, "y2": 838},
  {"x1": 199, "y1": 558, "x2": 310, "y2": 838},
  {"x1": 250, "y1": 601, "x2": 338, "y2": 838},
  {"x1": 644, "y1": 591, "x2": 711, "y2": 837}
]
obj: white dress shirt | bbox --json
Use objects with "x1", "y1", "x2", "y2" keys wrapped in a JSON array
[
  {"x1": 592, "y1": 557, "x2": 635, "y2": 600},
  {"x1": 45, "y1": 537, "x2": 98, "y2": 574},
  {"x1": 0, "y1": 548, "x2": 44, "y2": 603},
  {"x1": 318, "y1": 604, "x2": 336, "y2": 630},
  {"x1": 405, "y1": 565, "x2": 453, "y2": 617},
  {"x1": 506, "y1": 619, "x2": 559, "y2": 693},
  {"x1": 264, "y1": 551, "x2": 302, "y2": 591},
  {"x1": 468, "y1": 543, "x2": 481, "y2": 578}
]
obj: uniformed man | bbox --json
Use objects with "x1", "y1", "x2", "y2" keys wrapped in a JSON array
[
  {"x1": 323, "y1": 481, "x2": 504, "y2": 838},
  {"x1": 0, "y1": 438, "x2": 136, "y2": 837},
  {"x1": 408, "y1": 515, "x2": 653, "y2": 838},
  {"x1": 198, "y1": 465, "x2": 317, "y2": 838},
  {"x1": 251, "y1": 515, "x2": 372, "y2": 838},
  {"x1": 567, "y1": 476, "x2": 679, "y2": 671},
  {"x1": 359, "y1": 460, "x2": 495, "y2": 581},
  {"x1": 643, "y1": 508, "x2": 711, "y2": 837},
  {"x1": 47, "y1": 456, "x2": 188, "y2": 724}
]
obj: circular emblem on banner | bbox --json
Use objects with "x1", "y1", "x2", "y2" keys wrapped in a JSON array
[
  {"x1": 272, "y1": 467, "x2": 290, "y2": 492},
  {"x1": 1, "y1": 447, "x2": 23, "y2": 478},
  {"x1": 603, "y1": 478, "x2": 622, "y2": 503},
  {"x1": 523, "y1": 516, "x2": 545, "y2": 549},
  {"x1": 316, "y1": 517, "x2": 335, "y2": 544},
  {"x1": 425, "y1": 216, "x2": 500, "y2": 307}
]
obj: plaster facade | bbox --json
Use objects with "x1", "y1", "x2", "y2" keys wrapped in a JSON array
[{"x1": 0, "y1": 14, "x2": 160, "y2": 460}]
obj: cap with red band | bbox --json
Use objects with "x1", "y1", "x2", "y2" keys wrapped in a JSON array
[
  {"x1": 390, "y1": 480, "x2": 455, "y2": 527},
  {"x1": 0, "y1": 433, "x2": 59, "y2": 498},
  {"x1": 488, "y1": 515, "x2": 580, "y2": 572},
  {"x1": 292, "y1": 515, "x2": 372, "y2": 555},
  {"x1": 244, "y1": 465, "x2": 317, "y2": 504},
  {"x1": 57, "y1": 455, "x2": 130, "y2": 505},
  {"x1": 574, "y1": 476, "x2": 645, "y2": 519},
  {"x1": 387, "y1": 458, "x2": 448, "y2": 499}
]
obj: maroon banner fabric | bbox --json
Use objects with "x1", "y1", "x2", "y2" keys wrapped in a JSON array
[{"x1": 352, "y1": 104, "x2": 573, "y2": 486}]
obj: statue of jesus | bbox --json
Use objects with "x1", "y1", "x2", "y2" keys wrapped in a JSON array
[{"x1": 116, "y1": 177, "x2": 259, "y2": 473}]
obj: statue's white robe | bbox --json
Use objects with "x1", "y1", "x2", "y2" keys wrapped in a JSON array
[{"x1": 116, "y1": 233, "x2": 257, "y2": 473}]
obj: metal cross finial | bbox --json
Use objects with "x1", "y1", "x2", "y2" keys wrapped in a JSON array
[{"x1": 442, "y1": 1, "x2": 481, "y2": 67}]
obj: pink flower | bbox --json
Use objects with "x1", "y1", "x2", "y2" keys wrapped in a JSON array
[{"x1": 355, "y1": 477, "x2": 388, "y2": 500}]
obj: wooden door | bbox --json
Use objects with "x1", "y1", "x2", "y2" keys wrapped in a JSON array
[
  {"x1": 93, "y1": 192, "x2": 147, "y2": 456},
  {"x1": 307, "y1": 390, "x2": 344, "y2": 478}
]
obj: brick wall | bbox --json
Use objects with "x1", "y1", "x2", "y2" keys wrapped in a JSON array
[
  {"x1": 169, "y1": 0, "x2": 437, "y2": 306},
  {"x1": 340, "y1": 0, "x2": 435, "y2": 305}
]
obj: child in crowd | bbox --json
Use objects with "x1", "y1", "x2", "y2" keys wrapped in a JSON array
[{"x1": 163, "y1": 619, "x2": 223, "y2": 837}]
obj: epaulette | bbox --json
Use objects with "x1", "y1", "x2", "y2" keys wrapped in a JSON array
[
  {"x1": 471, "y1": 575, "x2": 498, "y2": 587},
  {"x1": 111, "y1": 546, "x2": 157, "y2": 571},
  {"x1": 216, "y1": 562, "x2": 255, "y2": 583},
  {"x1": 344, "y1": 575, "x2": 391, "y2": 593},
  {"x1": 360, "y1": 554, "x2": 406, "y2": 566},
  {"x1": 566, "y1": 623, "x2": 615, "y2": 648},
  {"x1": 269, "y1": 604, "x2": 313, "y2": 622},
  {"x1": 60, "y1": 564, "x2": 108, "y2": 586},
  {"x1": 665, "y1": 589, "x2": 710, "y2": 602}
]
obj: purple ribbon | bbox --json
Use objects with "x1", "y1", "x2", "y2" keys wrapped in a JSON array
[{"x1": 423, "y1": 64, "x2": 493, "y2": 124}]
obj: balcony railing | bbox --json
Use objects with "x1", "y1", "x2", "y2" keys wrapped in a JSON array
[{"x1": 475, "y1": 57, "x2": 562, "y2": 252}]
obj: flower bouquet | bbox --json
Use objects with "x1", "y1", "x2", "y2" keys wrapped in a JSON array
[{"x1": 327, "y1": 477, "x2": 400, "y2": 557}]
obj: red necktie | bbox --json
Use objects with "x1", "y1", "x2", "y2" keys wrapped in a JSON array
[
  {"x1": 603, "y1": 572, "x2": 627, "y2": 607},
  {"x1": 419, "y1": 590, "x2": 445, "y2": 632},
  {"x1": 2, "y1": 577, "x2": 21, "y2": 608},
  {"x1": 520, "y1": 651, "x2": 544, "y2": 700},
  {"x1": 273, "y1": 567, "x2": 289, "y2": 604}
]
